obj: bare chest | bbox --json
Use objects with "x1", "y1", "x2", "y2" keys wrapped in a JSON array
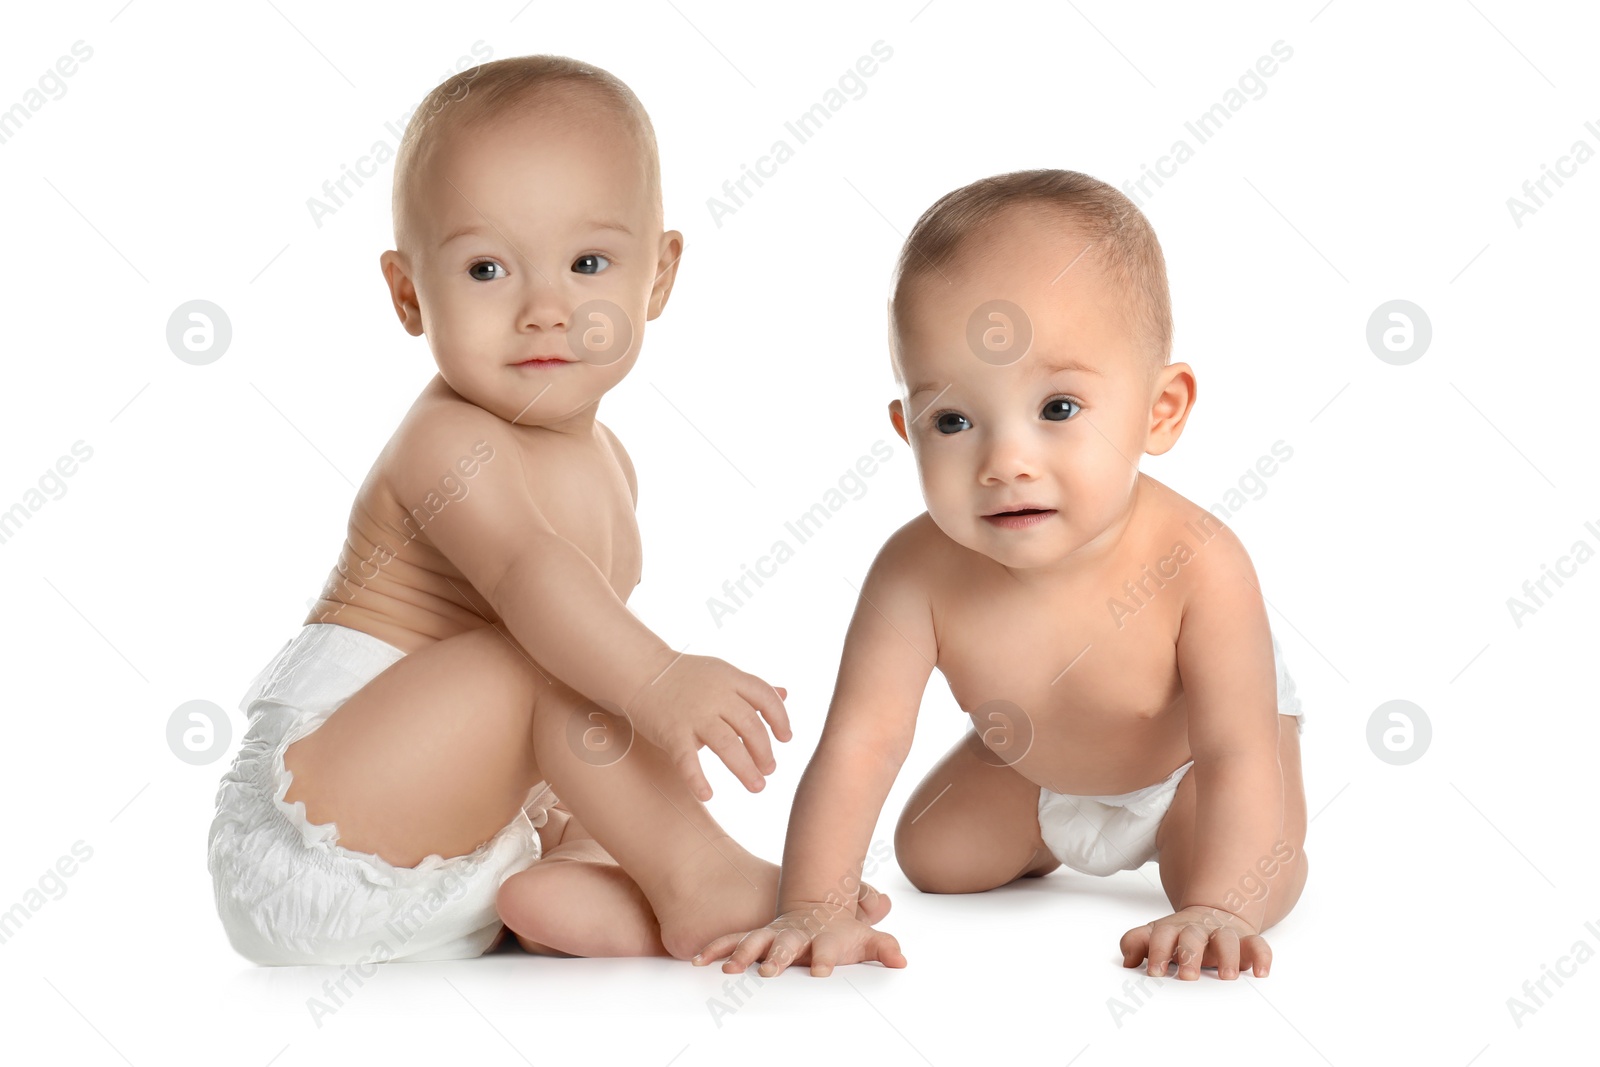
[{"x1": 933, "y1": 570, "x2": 1186, "y2": 745}]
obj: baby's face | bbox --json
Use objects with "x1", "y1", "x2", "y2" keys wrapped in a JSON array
[
  {"x1": 890, "y1": 212, "x2": 1176, "y2": 572},
  {"x1": 383, "y1": 104, "x2": 680, "y2": 427}
]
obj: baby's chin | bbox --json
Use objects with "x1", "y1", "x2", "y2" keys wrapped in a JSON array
[
  {"x1": 931, "y1": 512, "x2": 1080, "y2": 571},
  {"x1": 438, "y1": 360, "x2": 627, "y2": 424}
]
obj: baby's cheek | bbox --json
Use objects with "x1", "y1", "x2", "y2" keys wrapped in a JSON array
[{"x1": 919, "y1": 471, "x2": 965, "y2": 522}]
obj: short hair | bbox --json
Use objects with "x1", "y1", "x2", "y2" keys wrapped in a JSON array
[
  {"x1": 390, "y1": 54, "x2": 661, "y2": 251},
  {"x1": 889, "y1": 169, "x2": 1172, "y2": 374}
]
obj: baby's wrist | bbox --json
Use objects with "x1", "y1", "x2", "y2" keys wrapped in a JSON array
[
  {"x1": 778, "y1": 890, "x2": 855, "y2": 920},
  {"x1": 1178, "y1": 900, "x2": 1260, "y2": 934},
  {"x1": 777, "y1": 901, "x2": 852, "y2": 935},
  {"x1": 616, "y1": 641, "x2": 680, "y2": 712}
]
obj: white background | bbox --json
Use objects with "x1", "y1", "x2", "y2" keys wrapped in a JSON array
[{"x1": 2, "y1": 1, "x2": 1596, "y2": 1064}]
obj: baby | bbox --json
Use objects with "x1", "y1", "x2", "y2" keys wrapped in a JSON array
[
  {"x1": 697, "y1": 170, "x2": 1308, "y2": 981},
  {"x1": 207, "y1": 55, "x2": 888, "y2": 966}
]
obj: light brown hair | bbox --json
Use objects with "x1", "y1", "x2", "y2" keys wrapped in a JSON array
[
  {"x1": 390, "y1": 54, "x2": 661, "y2": 251},
  {"x1": 890, "y1": 169, "x2": 1172, "y2": 373}
]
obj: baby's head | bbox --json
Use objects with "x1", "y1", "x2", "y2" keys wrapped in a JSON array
[
  {"x1": 887, "y1": 169, "x2": 1195, "y2": 570},
  {"x1": 380, "y1": 55, "x2": 682, "y2": 427}
]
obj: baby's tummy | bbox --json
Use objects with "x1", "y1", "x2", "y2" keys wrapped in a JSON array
[
  {"x1": 965, "y1": 699, "x2": 1193, "y2": 797},
  {"x1": 305, "y1": 546, "x2": 496, "y2": 654}
]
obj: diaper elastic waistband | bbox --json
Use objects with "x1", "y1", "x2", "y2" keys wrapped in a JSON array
[
  {"x1": 240, "y1": 623, "x2": 408, "y2": 718},
  {"x1": 1062, "y1": 759, "x2": 1194, "y2": 807}
]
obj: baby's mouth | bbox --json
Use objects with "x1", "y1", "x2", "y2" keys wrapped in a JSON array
[{"x1": 982, "y1": 506, "x2": 1058, "y2": 527}]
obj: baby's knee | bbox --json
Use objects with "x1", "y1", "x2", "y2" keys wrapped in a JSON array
[
  {"x1": 1287, "y1": 844, "x2": 1309, "y2": 897},
  {"x1": 893, "y1": 818, "x2": 993, "y2": 895},
  {"x1": 892, "y1": 806, "x2": 942, "y2": 891}
]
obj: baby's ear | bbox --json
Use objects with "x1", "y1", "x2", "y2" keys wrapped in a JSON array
[
  {"x1": 379, "y1": 250, "x2": 424, "y2": 337},
  {"x1": 888, "y1": 399, "x2": 909, "y2": 443},
  {"x1": 647, "y1": 230, "x2": 684, "y2": 320},
  {"x1": 1144, "y1": 362, "x2": 1195, "y2": 456}
]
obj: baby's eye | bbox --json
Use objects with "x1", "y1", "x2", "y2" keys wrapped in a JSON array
[
  {"x1": 1041, "y1": 397, "x2": 1081, "y2": 422},
  {"x1": 468, "y1": 260, "x2": 507, "y2": 282},
  {"x1": 572, "y1": 253, "x2": 611, "y2": 275},
  {"x1": 934, "y1": 411, "x2": 971, "y2": 435}
]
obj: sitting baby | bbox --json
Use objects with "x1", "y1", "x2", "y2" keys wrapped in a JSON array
[
  {"x1": 207, "y1": 54, "x2": 889, "y2": 966},
  {"x1": 698, "y1": 169, "x2": 1308, "y2": 981}
]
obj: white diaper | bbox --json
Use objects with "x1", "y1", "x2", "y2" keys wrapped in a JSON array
[
  {"x1": 1037, "y1": 630, "x2": 1306, "y2": 878},
  {"x1": 207, "y1": 623, "x2": 558, "y2": 966}
]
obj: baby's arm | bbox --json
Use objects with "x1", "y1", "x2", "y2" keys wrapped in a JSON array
[
  {"x1": 393, "y1": 407, "x2": 789, "y2": 799},
  {"x1": 695, "y1": 525, "x2": 937, "y2": 976},
  {"x1": 1120, "y1": 526, "x2": 1284, "y2": 978}
]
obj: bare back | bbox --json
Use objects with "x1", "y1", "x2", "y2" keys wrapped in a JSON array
[{"x1": 305, "y1": 375, "x2": 642, "y2": 655}]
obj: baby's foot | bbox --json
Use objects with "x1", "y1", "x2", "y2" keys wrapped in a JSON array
[
  {"x1": 653, "y1": 836, "x2": 891, "y2": 961},
  {"x1": 501, "y1": 838, "x2": 668, "y2": 957}
]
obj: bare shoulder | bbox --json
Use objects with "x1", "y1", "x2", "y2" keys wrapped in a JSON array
[
  {"x1": 843, "y1": 512, "x2": 942, "y2": 675},
  {"x1": 595, "y1": 420, "x2": 637, "y2": 506},
  {"x1": 870, "y1": 512, "x2": 947, "y2": 580},
  {"x1": 858, "y1": 512, "x2": 961, "y2": 621},
  {"x1": 1140, "y1": 475, "x2": 1263, "y2": 609},
  {"x1": 382, "y1": 378, "x2": 522, "y2": 501}
]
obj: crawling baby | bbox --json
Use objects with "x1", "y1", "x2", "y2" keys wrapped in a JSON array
[
  {"x1": 206, "y1": 54, "x2": 889, "y2": 966},
  {"x1": 698, "y1": 170, "x2": 1309, "y2": 981}
]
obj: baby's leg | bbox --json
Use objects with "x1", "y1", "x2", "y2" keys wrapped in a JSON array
[
  {"x1": 1152, "y1": 714, "x2": 1309, "y2": 932},
  {"x1": 517, "y1": 677, "x2": 890, "y2": 960},
  {"x1": 281, "y1": 625, "x2": 552, "y2": 869},
  {"x1": 894, "y1": 730, "x2": 1060, "y2": 893}
]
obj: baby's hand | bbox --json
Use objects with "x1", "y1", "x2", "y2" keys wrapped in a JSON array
[
  {"x1": 692, "y1": 904, "x2": 906, "y2": 978},
  {"x1": 626, "y1": 653, "x2": 791, "y2": 800},
  {"x1": 1120, "y1": 905, "x2": 1271, "y2": 980}
]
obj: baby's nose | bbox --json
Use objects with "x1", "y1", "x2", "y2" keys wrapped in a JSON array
[
  {"x1": 517, "y1": 283, "x2": 570, "y2": 333},
  {"x1": 979, "y1": 435, "x2": 1039, "y2": 483}
]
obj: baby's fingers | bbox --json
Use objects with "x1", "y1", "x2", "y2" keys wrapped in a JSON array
[
  {"x1": 692, "y1": 931, "x2": 745, "y2": 966},
  {"x1": 673, "y1": 748, "x2": 714, "y2": 802},
  {"x1": 810, "y1": 927, "x2": 905, "y2": 977},
  {"x1": 1175, "y1": 924, "x2": 1209, "y2": 981},
  {"x1": 704, "y1": 721, "x2": 766, "y2": 792},
  {"x1": 715, "y1": 929, "x2": 777, "y2": 973},
  {"x1": 739, "y1": 676, "x2": 792, "y2": 743},
  {"x1": 856, "y1": 881, "x2": 892, "y2": 926},
  {"x1": 810, "y1": 935, "x2": 842, "y2": 977},
  {"x1": 1212, "y1": 927, "x2": 1242, "y2": 980},
  {"x1": 756, "y1": 928, "x2": 813, "y2": 978},
  {"x1": 1145, "y1": 923, "x2": 1180, "y2": 977},
  {"x1": 729, "y1": 702, "x2": 777, "y2": 776},
  {"x1": 1240, "y1": 934, "x2": 1273, "y2": 977},
  {"x1": 1119, "y1": 924, "x2": 1154, "y2": 969},
  {"x1": 866, "y1": 929, "x2": 907, "y2": 970}
]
